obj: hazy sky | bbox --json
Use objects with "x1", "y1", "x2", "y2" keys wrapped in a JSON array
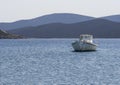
[{"x1": 0, "y1": 0, "x2": 120, "y2": 22}]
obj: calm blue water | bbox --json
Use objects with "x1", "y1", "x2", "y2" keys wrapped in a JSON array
[{"x1": 0, "y1": 39, "x2": 120, "y2": 85}]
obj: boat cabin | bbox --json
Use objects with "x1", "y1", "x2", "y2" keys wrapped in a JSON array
[{"x1": 80, "y1": 34, "x2": 93, "y2": 43}]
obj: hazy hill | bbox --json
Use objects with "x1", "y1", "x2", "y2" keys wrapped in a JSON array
[
  {"x1": 0, "y1": 29, "x2": 22, "y2": 39},
  {"x1": 0, "y1": 13, "x2": 94, "y2": 30},
  {"x1": 9, "y1": 19, "x2": 120, "y2": 38},
  {"x1": 102, "y1": 15, "x2": 120, "y2": 22}
]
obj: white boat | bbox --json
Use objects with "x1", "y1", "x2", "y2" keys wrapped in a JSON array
[{"x1": 72, "y1": 34, "x2": 97, "y2": 52}]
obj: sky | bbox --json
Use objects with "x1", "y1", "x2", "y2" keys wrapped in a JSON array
[{"x1": 0, "y1": 0, "x2": 120, "y2": 22}]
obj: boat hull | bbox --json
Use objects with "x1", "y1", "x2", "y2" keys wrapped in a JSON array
[{"x1": 72, "y1": 41, "x2": 97, "y2": 52}]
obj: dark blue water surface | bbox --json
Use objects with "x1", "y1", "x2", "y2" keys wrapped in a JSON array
[{"x1": 0, "y1": 39, "x2": 120, "y2": 85}]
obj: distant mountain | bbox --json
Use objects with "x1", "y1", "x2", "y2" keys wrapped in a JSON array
[
  {"x1": 0, "y1": 13, "x2": 94, "y2": 30},
  {"x1": 8, "y1": 19, "x2": 120, "y2": 38},
  {"x1": 0, "y1": 29, "x2": 23, "y2": 39},
  {"x1": 102, "y1": 15, "x2": 120, "y2": 22}
]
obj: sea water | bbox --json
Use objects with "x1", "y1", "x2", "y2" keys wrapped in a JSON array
[{"x1": 0, "y1": 39, "x2": 120, "y2": 85}]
